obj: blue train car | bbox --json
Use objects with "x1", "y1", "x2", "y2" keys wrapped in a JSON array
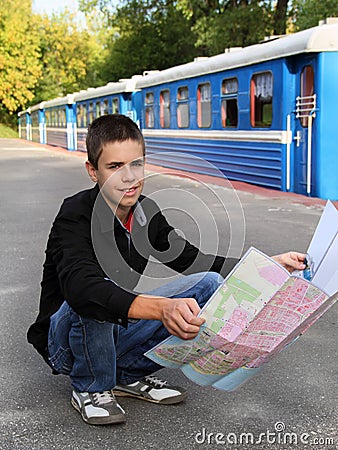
[
  {"x1": 135, "y1": 20, "x2": 338, "y2": 200},
  {"x1": 18, "y1": 109, "x2": 31, "y2": 141},
  {"x1": 30, "y1": 102, "x2": 46, "y2": 144},
  {"x1": 44, "y1": 95, "x2": 76, "y2": 151},
  {"x1": 74, "y1": 77, "x2": 143, "y2": 151}
]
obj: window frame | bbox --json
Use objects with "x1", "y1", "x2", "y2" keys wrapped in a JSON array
[
  {"x1": 197, "y1": 82, "x2": 211, "y2": 128},
  {"x1": 145, "y1": 91, "x2": 155, "y2": 128},
  {"x1": 160, "y1": 89, "x2": 171, "y2": 128},
  {"x1": 177, "y1": 86, "x2": 190, "y2": 128},
  {"x1": 250, "y1": 71, "x2": 273, "y2": 128},
  {"x1": 300, "y1": 65, "x2": 314, "y2": 128},
  {"x1": 112, "y1": 98, "x2": 119, "y2": 114},
  {"x1": 221, "y1": 77, "x2": 238, "y2": 128}
]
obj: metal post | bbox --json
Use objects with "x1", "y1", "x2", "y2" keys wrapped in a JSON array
[
  {"x1": 286, "y1": 114, "x2": 291, "y2": 191},
  {"x1": 307, "y1": 113, "x2": 313, "y2": 195}
]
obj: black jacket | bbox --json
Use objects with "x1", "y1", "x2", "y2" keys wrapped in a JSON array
[{"x1": 27, "y1": 184, "x2": 238, "y2": 359}]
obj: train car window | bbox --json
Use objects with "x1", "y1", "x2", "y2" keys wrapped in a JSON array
[
  {"x1": 145, "y1": 92, "x2": 154, "y2": 128},
  {"x1": 96, "y1": 102, "x2": 101, "y2": 118},
  {"x1": 221, "y1": 78, "x2": 238, "y2": 128},
  {"x1": 112, "y1": 98, "x2": 119, "y2": 114},
  {"x1": 46, "y1": 111, "x2": 50, "y2": 126},
  {"x1": 103, "y1": 100, "x2": 109, "y2": 115},
  {"x1": 83, "y1": 104, "x2": 87, "y2": 127},
  {"x1": 197, "y1": 83, "x2": 211, "y2": 128},
  {"x1": 61, "y1": 108, "x2": 66, "y2": 127},
  {"x1": 160, "y1": 90, "x2": 170, "y2": 128},
  {"x1": 32, "y1": 112, "x2": 39, "y2": 127},
  {"x1": 77, "y1": 105, "x2": 83, "y2": 127},
  {"x1": 177, "y1": 86, "x2": 189, "y2": 128},
  {"x1": 300, "y1": 65, "x2": 314, "y2": 127},
  {"x1": 250, "y1": 72, "x2": 273, "y2": 128},
  {"x1": 89, "y1": 102, "x2": 94, "y2": 124}
]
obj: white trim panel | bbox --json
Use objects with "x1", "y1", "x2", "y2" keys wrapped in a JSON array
[{"x1": 142, "y1": 129, "x2": 292, "y2": 144}]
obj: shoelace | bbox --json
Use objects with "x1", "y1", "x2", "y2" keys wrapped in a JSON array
[
  {"x1": 92, "y1": 391, "x2": 115, "y2": 405},
  {"x1": 144, "y1": 375, "x2": 168, "y2": 388}
]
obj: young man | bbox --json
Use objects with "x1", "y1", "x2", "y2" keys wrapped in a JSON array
[{"x1": 27, "y1": 114, "x2": 306, "y2": 426}]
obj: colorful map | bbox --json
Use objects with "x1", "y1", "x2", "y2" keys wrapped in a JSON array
[{"x1": 145, "y1": 248, "x2": 337, "y2": 391}]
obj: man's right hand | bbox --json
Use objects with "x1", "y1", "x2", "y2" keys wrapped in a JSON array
[
  {"x1": 128, "y1": 295, "x2": 205, "y2": 340},
  {"x1": 160, "y1": 297, "x2": 205, "y2": 340}
]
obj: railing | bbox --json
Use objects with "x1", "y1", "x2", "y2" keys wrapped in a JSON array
[
  {"x1": 295, "y1": 94, "x2": 317, "y2": 119},
  {"x1": 295, "y1": 94, "x2": 318, "y2": 195}
]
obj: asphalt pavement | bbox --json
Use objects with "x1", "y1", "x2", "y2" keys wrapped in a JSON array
[{"x1": 0, "y1": 139, "x2": 337, "y2": 450}]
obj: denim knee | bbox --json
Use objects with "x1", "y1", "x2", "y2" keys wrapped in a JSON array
[{"x1": 204, "y1": 271, "x2": 224, "y2": 290}]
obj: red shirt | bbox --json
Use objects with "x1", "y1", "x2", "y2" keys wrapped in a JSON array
[{"x1": 123, "y1": 210, "x2": 134, "y2": 232}]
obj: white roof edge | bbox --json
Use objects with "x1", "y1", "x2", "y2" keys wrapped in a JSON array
[
  {"x1": 136, "y1": 23, "x2": 338, "y2": 88},
  {"x1": 44, "y1": 94, "x2": 75, "y2": 108},
  {"x1": 74, "y1": 80, "x2": 130, "y2": 101},
  {"x1": 30, "y1": 101, "x2": 46, "y2": 112},
  {"x1": 18, "y1": 109, "x2": 30, "y2": 116}
]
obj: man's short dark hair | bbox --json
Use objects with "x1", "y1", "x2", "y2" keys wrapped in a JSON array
[{"x1": 86, "y1": 114, "x2": 145, "y2": 169}]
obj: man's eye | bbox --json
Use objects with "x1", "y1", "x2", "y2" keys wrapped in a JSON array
[{"x1": 131, "y1": 160, "x2": 144, "y2": 167}]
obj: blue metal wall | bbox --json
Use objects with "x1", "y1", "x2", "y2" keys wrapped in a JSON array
[{"x1": 315, "y1": 52, "x2": 338, "y2": 200}]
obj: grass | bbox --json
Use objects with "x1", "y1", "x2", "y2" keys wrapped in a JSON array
[{"x1": 0, "y1": 123, "x2": 18, "y2": 138}]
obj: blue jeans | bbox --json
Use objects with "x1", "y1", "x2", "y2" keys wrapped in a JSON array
[{"x1": 47, "y1": 272, "x2": 223, "y2": 392}]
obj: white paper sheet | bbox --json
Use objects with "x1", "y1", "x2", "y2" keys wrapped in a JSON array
[
  {"x1": 307, "y1": 201, "x2": 338, "y2": 274},
  {"x1": 312, "y1": 232, "x2": 338, "y2": 295}
]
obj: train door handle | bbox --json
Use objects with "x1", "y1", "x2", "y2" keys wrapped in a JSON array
[{"x1": 294, "y1": 131, "x2": 301, "y2": 147}]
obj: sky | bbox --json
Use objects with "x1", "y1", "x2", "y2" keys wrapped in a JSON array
[{"x1": 32, "y1": 0, "x2": 80, "y2": 15}]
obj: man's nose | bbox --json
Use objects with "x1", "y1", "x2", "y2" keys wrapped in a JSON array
[{"x1": 121, "y1": 164, "x2": 136, "y2": 182}]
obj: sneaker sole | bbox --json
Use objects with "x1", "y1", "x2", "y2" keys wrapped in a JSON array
[
  {"x1": 71, "y1": 398, "x2": 126, "y2": 425},
  {"x1": 113, "y1": 389, "x2": 188, "y2": 405}
]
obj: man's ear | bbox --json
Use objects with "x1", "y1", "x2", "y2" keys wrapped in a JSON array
[{"x1": 85, "y1": 160, "x2": 98, "y2": 183}]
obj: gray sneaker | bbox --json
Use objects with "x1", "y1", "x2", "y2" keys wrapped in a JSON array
[
  {"x1": 71, "y1": 390, "x2": 126, "y2": 425},
  {"x1": 114, "y1": 375, "x2": 187, "y2": 404}
]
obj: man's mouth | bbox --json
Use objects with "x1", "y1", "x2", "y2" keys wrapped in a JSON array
[{"x1": 120, "y1": 185, "x2": 140, "y2": 195}]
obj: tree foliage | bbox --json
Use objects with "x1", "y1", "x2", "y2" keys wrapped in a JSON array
[
  {"x1": 0, "y1": 0, "x2": 41, "y2": 113},
  {"x1": 100, "y1": 0, "x2": 197, "y2": 81},
  {"x1": 33, "y1": 10, "x2": 104, "y2": 103},
  {"x1": 191, "y1": 1, "x2": 274, "y2": 55},
  {"x1": 292, "y1": 0, "x2": 338, "y2": 31}
]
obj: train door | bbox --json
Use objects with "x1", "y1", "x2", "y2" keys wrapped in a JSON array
[{"x1": 292, "y1": 61, "x2": 317, "y2": 195}]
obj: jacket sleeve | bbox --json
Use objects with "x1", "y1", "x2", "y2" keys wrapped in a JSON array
[
  {"x1": 48, "y1": 200, "x2": 136, "y2": 327},
  {"x1": 148, "y1": 203, "x2": 239, "y2": 278}
]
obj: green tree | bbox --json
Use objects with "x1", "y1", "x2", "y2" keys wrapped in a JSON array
[
  {"x1": 292, "y1": 0, "x2": 338, "y2": 30},
  {"x1": 190, "y1": 1, "x2": 274, "y2": 55},
  {"x1": 33, "y1": 10, "x2": 103, "y2": 103},
  {"x1": 100, "y1": 0, "x2": 196, "y2": 81},
  {"x1": 0, "y1": 0, "x2": 41, "y2": 115}
]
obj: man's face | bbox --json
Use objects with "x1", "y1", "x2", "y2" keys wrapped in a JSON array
[{"x1": 86, "y1": 139, "x2": 145, "y2": 219}]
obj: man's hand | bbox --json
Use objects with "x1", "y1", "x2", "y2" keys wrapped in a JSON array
[
  {"x1": 128, "y1": 294, "x2": 205, "y2": 340},
  {"x1": 160, "y1": 298, "x2": 205, "y2": 340},
  {"x1": 272, "y1": 251, "x2": 306, "y2": 273}
]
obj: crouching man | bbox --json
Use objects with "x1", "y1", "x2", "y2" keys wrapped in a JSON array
[{"x1": 27, "y1": 114, "x2": 306, "y2": 425}]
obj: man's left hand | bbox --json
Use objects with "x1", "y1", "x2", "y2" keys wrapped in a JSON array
[{"x1": 272, "y1": 251, "x2": 306, "y2": 273}]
